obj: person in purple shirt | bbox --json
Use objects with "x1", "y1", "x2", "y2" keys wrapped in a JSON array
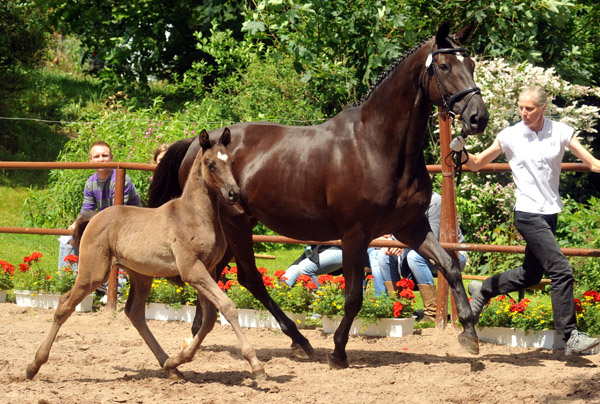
[{"x1": 58, "y1": 141, "x2": 141, "y2": 295}]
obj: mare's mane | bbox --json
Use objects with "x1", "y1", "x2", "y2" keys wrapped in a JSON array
[{"x1": 353, "y1": 34, "x2": 460, "y2": 107}]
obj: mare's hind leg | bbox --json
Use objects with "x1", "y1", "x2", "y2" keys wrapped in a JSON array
[
  {"x1": 124, "y1": 272, "x2": 182, "y2": 379},
  {"x1": 413, "y1": 231, "x2": 479, "y2": 355},
  {"x1": 26, "y1": 262, "x2": 109, "y2": 379},
  {"x1": 221, "y1": 213, "x2": 313, "y2": 359},
  {"x1": 164, "y1": 262, "x2": 265, "y2": 378}
]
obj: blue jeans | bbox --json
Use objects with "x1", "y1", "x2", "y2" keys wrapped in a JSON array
[
  {"x1": 58, "y1": 237, "x2": 79, "y2": 272},
  {"x1": 405, "y1": 249, "x2": 467, "y2": 285},
  {"x1": 478, "y1": 211, "x2": 575, "y2": 335},
  {"x1": 283, "y1": 247, "x2": 343, "y2": 287},
  {"x1": 369, "y1": 248, "x2": 395, "y2": 296}
]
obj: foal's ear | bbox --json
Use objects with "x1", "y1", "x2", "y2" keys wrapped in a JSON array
[
  {"x1": 435, "y1": 22, "x2": 451, "y2": 46},
  {"x1": 219, "y1": 127, "x2": 231, "y2": 147},
  {"x1": 453, "y1": 22, "x2": 475, "y2": 44},
  {"x1": 199, "y1": 129, "x2": 211, "y2": 152}
]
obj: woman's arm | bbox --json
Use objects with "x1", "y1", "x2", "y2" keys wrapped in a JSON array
[
  {"x1": 568, "y1": 136, "x2": 600, "y2": 173},
  {"x1": 463, "y1": 138, "x2": 503, "y2": 172}
]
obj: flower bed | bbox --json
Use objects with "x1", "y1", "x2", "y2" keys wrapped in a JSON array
[
  {"x1": 14, "y1": 290, "x2": 94, "y2": 312},
  {"x1": 219, "y1": 308, "x2": 307, "y2": 329},
  {"x1": 321, "y1": 315, "x2": 415, "y2": 338}
]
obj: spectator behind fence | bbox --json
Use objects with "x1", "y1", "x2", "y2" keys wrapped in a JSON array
[{"x1": 58, "y1": 141, "x2": 141, "y2": 294}]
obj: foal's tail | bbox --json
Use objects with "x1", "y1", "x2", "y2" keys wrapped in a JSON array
[
  {"x1": 147, "y1": 137, "x2": 194, "y2": 208},
  {"x1": 70, "y1": 211, "x2": 97, "y2": 249}
]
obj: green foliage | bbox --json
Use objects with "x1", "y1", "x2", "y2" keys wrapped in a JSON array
[
  {"x1": 47, "y1": 0, "x2": 247, "y2": 86},
  {"x1": 477, "y1": 295, "x2": 554, "y2": 331},
  {"x1": 576, "y1": 291, "x2": 600, "y2": 336},
  {"x1": 0, "y1": 1, "x2": 49, "y2": 71},
  {"x1": 557, "y1": 196, "x2": 600, "y2": 291},
  {"x1": 269, "y1": 271, "x2": 314, "y2": 314}
]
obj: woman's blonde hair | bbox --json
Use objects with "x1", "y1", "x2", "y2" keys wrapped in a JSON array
[{"x1": 519, "y1": 86, "x2": 548, "y2": 107}]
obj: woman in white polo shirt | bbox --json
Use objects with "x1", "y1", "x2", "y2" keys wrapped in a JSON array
[{"x1": 450, "y1": 85, "x2": 600, "y2": 356}]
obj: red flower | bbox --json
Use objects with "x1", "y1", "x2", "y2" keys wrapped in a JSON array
[
  {"x1": 510, "y1": 301, "x2": 528, "y2": 313},
  {"x1": 574, "y1": 298, "x2": 583, "y2": 312},
  {"x1": 296, "y1": 274, "x2": 312, "y2": 284},
  {"x1": 305, "y1": 281, "x2": 317, "y2": 290},
  {"x1": 229, "y1": 266, "x2": 238, "y2": 274},
  {"x1": 393, "y1": 301, "x2": 403, "y2": 318},
  {"x1": 221, "y1": 267, "x2": 230, "y2": 275},
  {"x1": 257, "y1": 266, "x2": 268, "y2": 275},
  {"x1": 24, "y1": 252, "x2": 42, "y2": 264},
  {"x1": 496, "y1": 295, "x2": 506, "y2": 301},
  {"x1": 63, "y1": 254, "x2": 79, "y2": 264},
  {"x1": 46, "y1": 275, "x2": 52, "y2": 280},
  {"x1": 583, "y1": 290, "x2": 600, "y2": 303},
  {"x1": 218, "y1": 280, "x2": 227, "y2": 290},
  {"x1": 365, "y1": 274, "x2": 374, "y2": 281},
  {"x1": 1, "y1": 260, "x2": 15, "y2": 275},
  {"x1": 333, "y1": 276, "x2": 345, "y2": 290},
  {"x1": 399, "y1": 289, "x2": 415, "y2": 300},
  {"x1": 396, "y1": 278, "x2": 414, "y2": 291},
  {"x1": 262, "y1": 275, "x2": 274, "y2": 288},
  {"x1": 317, "y1": 274, "x2": 335, "y2": 285},
  {"x1": 274, "y1": 270, "x2": 286, "y2": 279},
  {"x1": 18, "y1": 263, "x2": 29, "y2": 272}
]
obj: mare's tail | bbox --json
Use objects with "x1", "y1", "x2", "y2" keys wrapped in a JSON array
[
  {"x1": 148, "y1": 137, "x2": 194, "y2": 208},
  {"x1": 70, "y1": 211, "x2": 97, "y2": 249}
]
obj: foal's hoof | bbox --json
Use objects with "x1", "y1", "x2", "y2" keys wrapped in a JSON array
[
  {"x1": 291, "y1": 341, "x2": 315, "y2": 360},
  {"x1": 458, "y1": 332, "x2": 480, "y2": 355},
  {"x1": 326, "y1": 353, "x2": 349, "y2": 370},
  {"x1": 25, "y1": 364, "x2": 39, "y2": 380},
  {"x1": 252, "y1": 368, "x2": 268, "y2": 380}
]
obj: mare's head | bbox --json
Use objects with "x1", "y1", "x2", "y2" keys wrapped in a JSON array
[
  {"x1": 421, "y1": 22, "x2": 489, "y2": 136},
  {"x1": 198, "y1": 128, "x2": 240, "y2": 204}
]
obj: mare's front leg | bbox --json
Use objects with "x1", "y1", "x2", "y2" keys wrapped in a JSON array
[
  {"x1": 221, "y1": 213, "x2": 314, "y2": 359},
  {"x1": 414, "y1": 231, "x2": 479, "y2": 355},
  {"x1": 327, "y1": 236, "x2": 369, "y2": 369},
  {"x1": 124, "y1": 273, "x2": 183, "y2": 379}
]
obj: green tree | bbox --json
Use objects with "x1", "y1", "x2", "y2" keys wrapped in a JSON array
[{"x1": 47, "y1": 0, "x2": 249, "y2": 85}]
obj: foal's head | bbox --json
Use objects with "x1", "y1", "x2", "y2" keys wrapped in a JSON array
[{"x1": 198, "y1": 128, "x2": 240, "y2": 204}]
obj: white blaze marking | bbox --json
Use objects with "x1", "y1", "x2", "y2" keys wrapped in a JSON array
[
  {"x1": 217, "y1": 151, "x2": 229, "y2": 162},
  {"x1": 456, "y1": 54, "x2": 465, "y2": 63}
]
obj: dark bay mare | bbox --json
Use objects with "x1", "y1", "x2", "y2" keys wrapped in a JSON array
[{"x1": 149, "y1": 23, "x2": 489, "y2": 369}]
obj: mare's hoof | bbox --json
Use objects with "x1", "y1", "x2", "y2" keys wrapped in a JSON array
[
  {"x1": 291, "y1": 341, "x2": 314, "y2": 360},
  {"x1": 458, "y1": 332, "x2": 479, "y2": 355},
  {"x1": 25, "y1": 364, "x2": 38, "y2": 380},
  {"x1": 252, "y1": 368, "x2": 268, "y2": 380},
  {"x1": 326, "y1": 353, "x2": 349, "y2": 370},
  {"x1": 167, "y1": 368, "x2": 185, "y2": 381}
]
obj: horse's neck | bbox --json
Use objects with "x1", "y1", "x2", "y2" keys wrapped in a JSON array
[
  {"x1": 357, "y1": 44, "x2": 432, "y2": 180},
  {"x1": 180, "y1": 162, "x2": 221, "y2": 226}
]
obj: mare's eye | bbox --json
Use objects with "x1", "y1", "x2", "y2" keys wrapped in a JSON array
[{"x1": 439, "y1": 64, "x2": 449, "y2": 72}]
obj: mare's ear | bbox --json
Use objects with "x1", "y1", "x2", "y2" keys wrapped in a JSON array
[
  {"x1": 435, "y1": 22, "x2": 451, "y2": 46},
  {"x1": 219, "y1": 127, "x2": 231, "y2": 147},
  {"x1": 453, "y1": 22, "x2": 475, "y2": 44},
  {"x1": 199, "y1": 129, "x2": 211, "y2": 152}
]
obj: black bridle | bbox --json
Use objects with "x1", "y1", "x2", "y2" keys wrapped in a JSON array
[
  {"x1": 421, "y1": 41, "x2": 480, "y2": 186},
  {"x1": 421, "y1": 42, "x2": 481, "y2": 124}
]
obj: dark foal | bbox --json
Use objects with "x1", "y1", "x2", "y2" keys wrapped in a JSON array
[
  {"x1": 27, "y1": 128, "x2": 266, "y2": 380},
  {"x1": 149, "y1": 23, "x2": 489, "y2": 368}
]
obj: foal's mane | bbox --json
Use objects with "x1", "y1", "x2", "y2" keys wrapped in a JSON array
[{"x1": 353, "y1": 34, "x2": 460, "y2": 107}]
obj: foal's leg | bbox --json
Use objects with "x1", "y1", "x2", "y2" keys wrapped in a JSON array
[
  {"x1": 123, "y1": 272, "x2": 183, "y2": 379},
  {"x1": 414, "y1": 231, "x2": 479, "y2": 355},
  {"x1": 26, "y1": 259, "x2": 110, "y2": 379},
  {"x1": 221, "y1": 214, "x2": 313, "y2": 359},
  {"x1": 164, "y1": 262, "x2": 265, "y2": 378}
]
